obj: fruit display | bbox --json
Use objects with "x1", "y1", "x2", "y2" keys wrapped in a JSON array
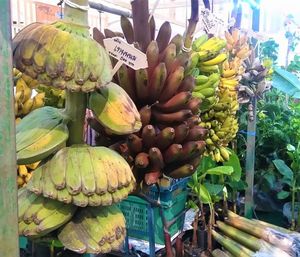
[
  {"x1": 189, "y1": 30, "x2": 252, "y2": 162},
  {"x1": 91, "y1": 2, "x2": 206, "y2": 185},
  {"x1": 14, "y1": 68, "x2": 45, "y2": 117},
  {"x1": 12, "y1": 0, "x2": 140, "y2": 254},
  {"x1": 213, "y1": 211, "x2": 300, "y2": 257},
  {"x1": 17, "y1": 161, "x2": 40, "y2": 188}
]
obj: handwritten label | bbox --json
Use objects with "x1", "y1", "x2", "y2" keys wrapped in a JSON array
[
  {"x1": 200, "y1": 9, "x2": 226, "y2": 35},
  {"x1": 104, "y1": 37, "x2": 148, "y2": 70}
]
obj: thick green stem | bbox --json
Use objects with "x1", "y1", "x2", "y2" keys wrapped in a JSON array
[
  {"x1": 64, "y1": 0, "x2": 89, "y2": 27},
  {"x1": 64, "y1": 91, "x2": 87, "y2": 146}
]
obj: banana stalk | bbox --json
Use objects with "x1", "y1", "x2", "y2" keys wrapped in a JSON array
[{"x1": 212, "y1": 230, "x2": 254, "y2": 257}]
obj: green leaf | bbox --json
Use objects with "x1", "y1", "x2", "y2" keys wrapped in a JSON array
[
  {"x1": 277, "y1": 190, "x2": 290, "y2": 199},
  {"x1": 204, "y1": 182, "x2": 224, "y2": 197},
  {"x1": 263, "y1": 173, "x2": 276, "y2": 188},
  {"x1": 223, "y1": 152, "x2": 242, "y2": 181},
  {"x1": 197, "y1": 156, "x2": 216, "y2": 175},
  {"x1": 207, "y1": 166, "x2": 234, "y2": 176},
  {"x1": 272, "y1": 159, "x2": 294, "y2": 180},
  {"x1": 227, "y1": 180, "x2": 248, "y2": 191},
  {"x1": 287, "y1": 144, "x2": 296, "y2": 151},
  {"x1": 272, "y1": 67, "x2": 300, "y2": 98},
  {"x1": 198, "y1": 184, "x2": 212, "y2": 204}
]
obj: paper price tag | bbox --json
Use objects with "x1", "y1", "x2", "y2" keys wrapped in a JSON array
[
  {"x1": 200, "y1": 9, "x2": 218, "y2": 34},
  {"x1": 200, "y1": 9, "x2": 226, "y2": 36},
  {"x1": 104, "y1": 37, "x2": 148, "y2": 75}
]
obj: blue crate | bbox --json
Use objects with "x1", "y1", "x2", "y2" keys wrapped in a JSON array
[{"x1": 145, "y1": 177, "x2": 190, "y2": 206}]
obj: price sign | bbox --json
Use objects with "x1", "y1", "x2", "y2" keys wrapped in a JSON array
[
  {"x1": 200, "y1": 9, "x2": 226, "y2": 36},
  {"x1": 104, "y1": 37, "x2": 148, "y2": 75}
]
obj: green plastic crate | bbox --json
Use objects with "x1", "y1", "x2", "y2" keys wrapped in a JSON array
[{"x1": 119, "y1": 190, "x2": 187, "y2": 245}]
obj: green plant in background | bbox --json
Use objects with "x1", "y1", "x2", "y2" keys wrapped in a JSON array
[
  {"x1": 188, "y1": 154, "x2": 245, "y2": 249},
  {"x1": 272, "y1": 143, "x2": 300, "y2": 230},
  {"x1": 259, "y1": 38, "x2": 279, "y2": 64},
  {"x1": 287, "y1": 54, "x2": 300, "y2": 75}
]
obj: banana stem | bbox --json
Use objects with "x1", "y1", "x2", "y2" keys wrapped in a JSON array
[
  {"x1": 183, "y1": 0, "x2": 199, "y2": 50},
  {"x1": 64, "y1": 91, "x2": 87, "y2": 145},
  {"x1": 63, "y1": 0, "x2": 89, "y2": 27}
]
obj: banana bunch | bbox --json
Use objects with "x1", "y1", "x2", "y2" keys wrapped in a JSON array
[
  {"x1": 192, "y1": 73, "x2": 220, "y2": 112},
  {"x1": 17, "y1": 161, "x2": 40, "y2": 188},
  {"x1": 91, "y1": 15, "x2": 208, "y2": 185},
  {"x1": 14, "y1": 69, "x2": 45, "y2": 117},
  {"x1": 26, "y1": 145, "x2": 135, "y2": 207},
  {"x1": 18, "y1": 188, "x2": 77, "y2": 238},
  {"x1": 190, "y1": 35, "x2": 227, "y2": 75},
  {"x1": 13, "y1": 19, "x2": 112, "y2": 92},
  {"x1": 224, "y1": 28, "x2": 251, "y2": 66},
  {"x1": 58, "y1": 205, "x2": 126, "y2": 254},
  {"x1": 16, "y1": 106, "x2": 69, "y2": 165},
  {"x1": 89, "y1": 82, "x2": 141, "y2": 135},
  {"x1": 13, "y1": 2, "x2": 137, "y2": 253}
]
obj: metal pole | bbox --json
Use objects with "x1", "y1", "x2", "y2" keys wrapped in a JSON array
[
  {"x1": 244, "y1": 3, "x2": 260, "y2": 219},
  {"x1": 89, "y1": 1, "x2": 132, "y2": 18},
  {"x1": 0, "y1": 0, "x2": 19, "y2": 256},
  {"x1": 244, "y1": 98, "x2": 257, "y2": 218}
]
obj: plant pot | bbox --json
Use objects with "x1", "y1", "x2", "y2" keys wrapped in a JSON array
[{"x1": 197, "y1": 227, "x2": 208, "y2": 250}]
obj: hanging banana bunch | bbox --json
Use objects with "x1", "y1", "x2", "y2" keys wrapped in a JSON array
[
  {"x1": 13, "y1": 0, "x2": 142, "y2": 254},
  {"x1": 90, "y1": 1, "x2": 206, "y2": 185}
]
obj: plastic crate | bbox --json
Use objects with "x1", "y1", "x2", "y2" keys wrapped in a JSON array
[
  {"x1": 119, "y1": 190, "x2": 188, "y2": 245},
  {"x1": 146, "y1": 177, "x2": 190, "y2": 207}
]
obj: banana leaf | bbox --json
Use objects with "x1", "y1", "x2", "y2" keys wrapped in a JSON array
[{"x1": 272, "y1": 67, "x2": 300, "y2": 98}]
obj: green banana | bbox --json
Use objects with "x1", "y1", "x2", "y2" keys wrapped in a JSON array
[
  {"x1": 16, "y1": 106, "x2": 69, "y2": 165},
  {"x1": 36, "y1": 203, "x2": 77, "y2": 235},
  {"x1": 58, "y1": 221, "x2": 87, "y2": 254},
  {"x1": 89, "y1": 82, "x2": 141, "y2": 135}
]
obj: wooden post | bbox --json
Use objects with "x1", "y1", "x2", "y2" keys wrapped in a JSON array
[
  {"x1": 244, "y1": 98, "x2": 257, "y2": 218},
  {"x1": 0, "y1": 0, "x2": 19, "y2": 256}
]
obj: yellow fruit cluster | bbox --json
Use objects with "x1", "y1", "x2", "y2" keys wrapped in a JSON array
[{"x1": 17, "y1": 161, "x2": 40, "y2": 188}]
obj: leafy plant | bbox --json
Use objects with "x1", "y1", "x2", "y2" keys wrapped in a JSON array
[
  {"x1": 188, "y1": 154, "x2": 244, "y2": 249},
  {"x1": 272, "y1": 143, "x2": 300, "y2": 230},
  {"x1": 259, "y1": 38, "x2": 279, "y2": 64}
]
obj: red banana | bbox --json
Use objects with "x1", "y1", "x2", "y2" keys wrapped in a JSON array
[
  {"x1": 141, "y1": 125, "x2": 156, "y2": 149},
  {"x1": 155, "y1": 127, "x2": 175, "y2": 150},
  {"x1": 135, "y1": 152, "x2": 150, "y2": 168},
  {"x1": 187, "y1": 98, "x2": 201, "y2": 114},
  {"x1": 117, "y1": 64, "x2": 136, "y2": 102},
  {"x1": 127, "y1": 134, "x2": 143, "y2": 154},
  {"x1": 146, "y1": 41, "x2": 159, "y2": 76},
  {"x1": 170, "y1": 34, "x2": 183, "y2": 54},
  {"x1": 186, "y1": 127, "x2": 208, "y2": 141},
  {"x1": 156, "y1": 21, "x2": 172, "y2": 53},
  {"x1": 186, "y1": 115, "x2": 200, "y2": 128},
  {"x1": 163, "y1": 144, "x2": 183, "y2": 164},
  {"x1": 159, "y1": 66, "x2": 184, "y2": 101},
  {"x1": 139, "y1": 105, "x2": 151, "y2": 126},
  {"x1": 166, "y1": 164, "x2": 195, "y2": 179},
  {"x1": 161, "y1": 43, "x2": 177, "y2": 73},
  {"x1": 156, "y1": 92, "x2": 192, "y2": 113},
  {"x1": 149, "y1": 147, "x2": 164, "y2": 169},
  {"x1": 149, "y1": 16, "x2": 156, "y2": 40},
  {"x1": 177, "y1": 75, "x2": 195, "y2": 92},
  {"x1": 174, "y1": 123, "x2": 189, "y2": 143},
  {"x1": 148, "y1": 62, "x2": 167, "y2": 102},
  {"x1": 135, "y1": 68, "x2": 149, "y2": 101},
  {"x1": 120, "y1": 16, "x2": 134, "y2": 44},
  {"x1": 144, "y1": 170, "x2": 162, "y2": 185},
  {"x1": 152, "y1": 109, "x2": 192, "y2": 124},
  {"x1": 104, "y1": 28, "x2": 116, "y2": 38}
]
